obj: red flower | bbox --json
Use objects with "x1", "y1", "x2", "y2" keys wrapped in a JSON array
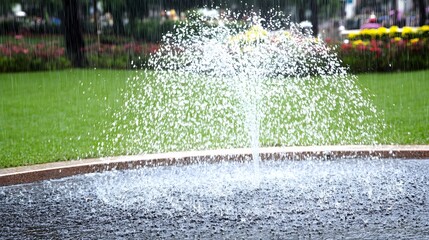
[
  {"x1": 341, "y1": 43, "x2": 350, "y2": 49},
  {"x1": 356, "y1": 44, "x2": 367, "y2": 51},
  {"x1": 369, "y1": 46, "x2": 382, "y2": 58}
]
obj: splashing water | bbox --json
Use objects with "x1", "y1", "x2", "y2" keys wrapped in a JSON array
[{"x1": 98, "y1": 10, "x2": 384, "y2": 164}]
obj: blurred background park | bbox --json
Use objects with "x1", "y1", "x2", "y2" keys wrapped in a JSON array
[{"x1": 0, "y1": 0, "x2": 428, "y2": 72}]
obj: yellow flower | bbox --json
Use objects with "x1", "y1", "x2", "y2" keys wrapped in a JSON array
[
  {"x1": 348, "y1": 32, "x2": 358, "y2": 39},
  {"x1": 389, "y1": 26, "x2": 399, "y2": 37},
  {"x1": 352, "y1": 39, "x2": 367, "y2": 46},
  {"x1": 248, "y1": 25, "x2": 268, "y2": 36},
  {"x1": 418, "y1": 25, "x2": 429, "y2": 37},
  {"x1": 360, "y1": 29, "x2": 369, "y2": 36},
  {"x1": 410, "y1": 38, "x2": 419, "y2": 44},
  {"x1": 243, "y1": 25, "x2": 268, "y2": 43},
  {"x1": 377, "y1": 27, "x2": 388, "y2": 37},
  {"x1": 419, "y1": 25, "x2": 429, "y2": 32},
  {"x1": 360, "y1": 29, "x2": 378, "y2": 39},
  {"x1": 228, "y1": 25, "x2": 268, "y2": 47},
  {"x1": 401, "y1": 27, "x2": 416, "y2": 37},
  {"x1": 393, "y1": 37, "x2": 402, "y2": 42},
  {"x1": 369, "y1": 29, "x2": 378, "y2": 38}
]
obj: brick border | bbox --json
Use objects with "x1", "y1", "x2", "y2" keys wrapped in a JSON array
[{"x1": 1, "y1": 145, "x2": 428, "y2": 186}]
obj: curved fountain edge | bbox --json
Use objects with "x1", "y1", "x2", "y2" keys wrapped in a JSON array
[{"x1": 1, "y1": 145, "x2": 429, "y2": 186}]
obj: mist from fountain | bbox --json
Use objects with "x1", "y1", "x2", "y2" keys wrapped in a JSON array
[{"x1": 98, "y1": 9, "x2": 385, "y2": 164}]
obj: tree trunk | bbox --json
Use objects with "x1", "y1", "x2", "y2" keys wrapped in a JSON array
[
  {"x1": 63, "y1": 0, "x2": 86, "y2": 67},
  {"x1": 310, "y1": 0, "x2": 318, "y2": 37},
  {"x1": 298, "y1": 3, "x2": 305, "y2": 22},
  {"x1": 392, "y1": 0, "x2": 398, "y2": 25},
  {"x1": 418, "y1": 0, "x2": 427, "y2": 26},
  {"x1": 93, "y1": 0, "x2": 98, "y2": 35}
]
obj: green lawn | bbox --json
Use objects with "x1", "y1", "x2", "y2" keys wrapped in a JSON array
[
  {"x1": 0, "y1": 69, "x2": 428, "y2": 168},
  {"x1": 0, "y1": 70, "x2": 131, "y2": 168},
  {"x1": 358, "y1": 70, "x2": 429, "y2": 144}
]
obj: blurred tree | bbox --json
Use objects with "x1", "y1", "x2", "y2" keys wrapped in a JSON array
[
  {"x1": 62, "y1": 0, "x2": 87, "y2": 67},
  {"x1": 125, "y1": 0, "x2": 151, "y2": 37},
  {"x1": 103, "y1": 0, "x2": 126, "y2": 35},
  {"x1": 418, "y1": 0, "x2": 427, "y2": 26},
  {"x1": 162, "y1": 0, "x2": 201, "y2": 13},
  {"x1": 103, "y1": 0, "x2": 168, "y2": 37},
  {"x1": 310, "y1": 0, "x2": 318, "y2": 36},
  {"x1": 392, "y1": 0, "x2": 398, "y2": 25},
  {"x1": 293, "y1": 0, "x2": 340, "y2": 37},
  {"x1": 0, "y1": 0, "x2": 15, "y2": 16},
  {"x1": 25, "y1": 0, "x2": 63, "y2": 19}
]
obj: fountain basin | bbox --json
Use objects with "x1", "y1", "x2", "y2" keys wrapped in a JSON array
[
  {"x1": 1, "y1": 145, "x2": 429, "y2": 186},
  {"x1": 1, "y1": 152, "x2": 428, "y2": 239}
]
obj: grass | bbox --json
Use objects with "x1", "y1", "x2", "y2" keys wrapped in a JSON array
[
  {"x1": 0, "y1": 69, "x2": 428, "y2": 168},
  {"x1": 358, "y1": 70, "x2": 429, "y2": 144},
  {"x1": 0, "y1": 70, "x2": 132, "y2": 168}
]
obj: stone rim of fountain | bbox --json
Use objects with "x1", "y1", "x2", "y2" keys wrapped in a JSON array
[{"x1": 1, "y1": 145, "x2": 428, "y2": 186}]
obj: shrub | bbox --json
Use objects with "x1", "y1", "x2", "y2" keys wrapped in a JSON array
[
  {"x1": 0, "y1": 19, "x2": 62, "y2": 35},
  {"x1": 29, "y1": 23, "x2": 62, "y2": 35},
  {"x1": 84, "y1": 42, "x2": 159, "y2": 69},
  {"x1": 0, "y1": 20, "x2": 22, "y2": 35},
  {"x1": 127, "y1": 19, "x2": 177, "y2": 43}
]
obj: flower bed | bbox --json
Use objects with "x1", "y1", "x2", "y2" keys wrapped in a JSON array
[
  {"x1": 0, "y1": 38, "x2": 159, "y2": 72},
  {"x1": 0, "y1": 42, "x2": 70, "y2": 72},
  {"x1": 338, "y1": 25, "x2": 429, "y2": 73}
]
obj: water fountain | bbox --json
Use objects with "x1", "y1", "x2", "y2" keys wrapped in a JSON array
[
  {"x1": 1, "y1": 9, "x2": 428, "y2": 238},
  {"x1": 101, "y1": 10, "x2": 384, "y2": 159}
]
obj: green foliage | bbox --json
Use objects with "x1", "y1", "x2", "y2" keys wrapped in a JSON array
[
  {"x1": 86, "y1": 52, "x2": 149, "y2": 69},
  {"x1": 29, "y1": 22, "x2": 62, "y2": 34},
  {"x1": 0, "y1": 55, "x2": 71, "y2": 72},
  {"x1": 84, "y1": 42, "x2": 158, "y2": 69},
  {"x1": 0, "y1": 0, "x2": 16, "y2": 15},
  {"x1": 130, "y1": 20, "x2": 177, "y2": 43},
  {"x1": 0, "y1": 20, "x2": 22, "y2": 35},
  {"x1": 0, "y1": 17, "x2": 62, "y2": 35}
]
